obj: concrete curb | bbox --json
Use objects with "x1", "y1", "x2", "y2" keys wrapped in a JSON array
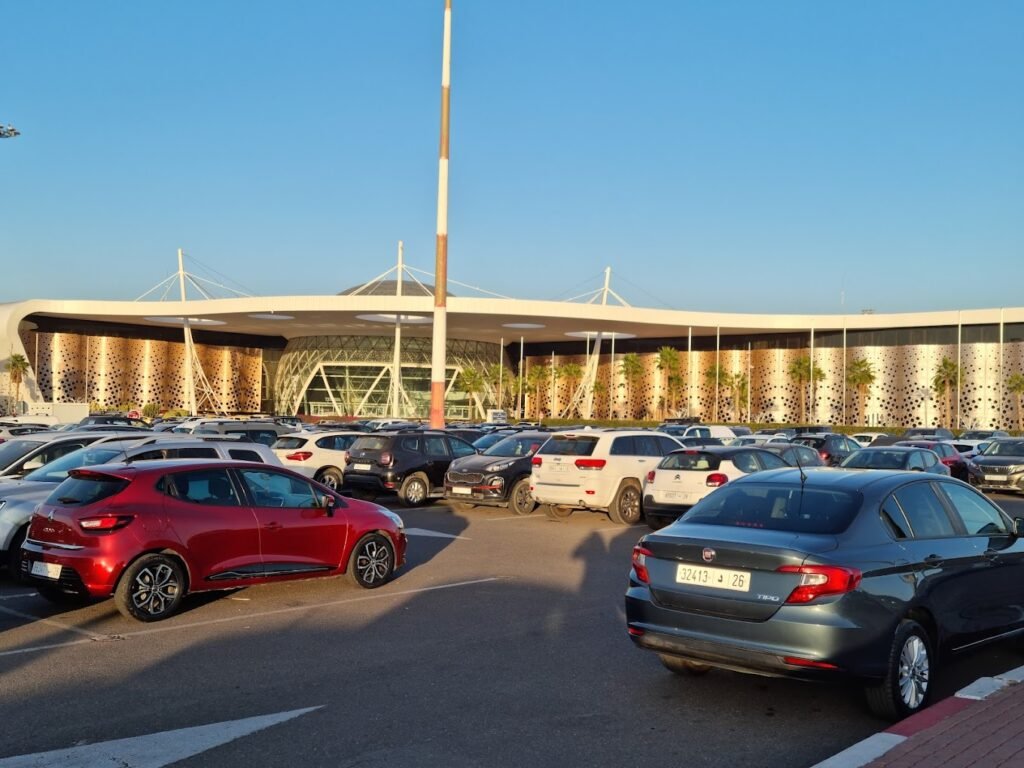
[{"x1": 811, "y1": 664, "x2": 1024, "y2": 768}]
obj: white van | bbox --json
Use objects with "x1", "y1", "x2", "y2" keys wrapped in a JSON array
[{"x1": 676, "y1": 425, "x2": 737, "y2": 441}]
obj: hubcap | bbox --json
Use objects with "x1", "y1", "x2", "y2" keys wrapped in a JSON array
[
  {"x1": 898, "y1": 635, "x2": 929, "y2": 709},
  {"x1": 622, "y1": 489, "x2": 640, "y2": 519},
  {"x1": 407, "y1": 480, "x2": 425, "y2": 504},
  {"x1": 131, "y1": 563, "x2": 179, "y2": 616},
  {"x1": 322, "y1": 474, "x2": 339, "y2": 489},
  {"x1": 356, "y1": 540, "x2": 392, "y2": 584},
  {"x1": 514, "y1": 484, "x2": 530, "y2": 511}
]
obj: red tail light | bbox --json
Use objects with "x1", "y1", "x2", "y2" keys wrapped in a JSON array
[
  {"x1": 783, "y1": 656, "x2": 839, "y2": 670},
  {"x1": 380, "y1": 452, "x2": 394, "y2": 467},
  {"x1": 631, "y1": 545, "x2": 653, "y2": 584},
  {"x1": 79, "y1": 515, "x2": 134, "y2": 532},
  {"x1": 706, "y1": 473, "x2": 728, "y2": 487},
  {"x1": 646, "y1": 470, "x2": 656, "y2": 483},
  {"x1": 531, "y1": 456, "x2": 543, "y2": 466},
  {"x1": 777, "y1": 565, "x2": 862, "y2": 604},
  {"x1": 819, "y1": 451, "x2": 830, "y2": 461},
  {"x1": 285, "y1": 451, "x2": 313, "y2": 461},
  {"x1": 575, "y1": 458, "x2": 606, "y2": 470}
]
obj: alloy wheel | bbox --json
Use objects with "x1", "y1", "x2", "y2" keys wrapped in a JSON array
[
  {"x1": 898, "y1": 635, "x2": 929, "y2": 710},
  {"x1": 354, "y1": 538, "x2": 392, "y2": 586},
  {"x1": 131, "y1": 563, "x2": 180, "y2": 617}
]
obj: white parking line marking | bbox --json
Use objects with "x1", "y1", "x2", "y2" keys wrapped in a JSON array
[
  {"x1": 0, "y1": 706, "x2": 322, "y2": 767},
  {"x1": 0, "y1": 593, "x2": 38, "y2": 601},
  {"x1": 0, "y1": 605, "x2": 106, "y2": 640},
  {"x1": 404, "y1": 527, "x2": 470, "y2": 539},
  {"x1": 0, "y1": 577, "x2": 502, "y2": 658}
]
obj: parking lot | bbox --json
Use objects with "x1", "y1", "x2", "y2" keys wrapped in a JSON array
[{"x1": 3, "y1": 493, "x2": 1024, "y2": 768}]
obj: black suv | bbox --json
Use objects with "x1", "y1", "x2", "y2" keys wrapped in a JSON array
[
  {"x1": 344, "y1": 430, "x2": 478, "y2": 506},
  {"x1": 444, "y1": 430, "x2": 551, "y2": 515}
]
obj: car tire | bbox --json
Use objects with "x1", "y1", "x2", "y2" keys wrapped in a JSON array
[
  {"x1": 114, "y1": 554, "x2": 186, "y2": 622},
  {"x1": 608, "y1": 481, "x2": 643, "y2": 525},
  {"x1": 315, "y1": 467, "x2": 344, "y2": 490},
  {"x1": 509, "y1": 478, "x2": 536, "y2": 516},
  {"x1": 8, "y1": 524, "x2": 29, "y2": 582},
  {"x1": 346, "y1": 533, "x2": 395, "y2": 589},
  {"x1": 864, "y1": 619, "x2": 933, "y2": 720},
  {"x1": 399, "y1": 474, "x2": 430, "y2": 507},
  {"x1": 658, "y1": 654, "x2": 712, "y2": 676},
  {"x1": 541, "y1": 504, "x2": 572, "y2": 521}
]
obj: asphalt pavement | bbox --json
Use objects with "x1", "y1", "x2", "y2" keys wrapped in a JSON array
[{"x1": 1, "y1": 492, "x2": 1023, "y2": 768}]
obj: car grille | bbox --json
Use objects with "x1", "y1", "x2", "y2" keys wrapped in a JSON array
[
  {"x1": 983, "y1": 466, "x2": 1010, "y2": 475},
  {"x1": 447, "y1": 471, "x2": 484, "y2": 484}
]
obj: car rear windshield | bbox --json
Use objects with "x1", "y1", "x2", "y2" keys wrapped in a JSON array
[
  {"x1": 660, "y1": 452, "x2": 722, "y2": 471},
  {"x1": 538, "y1": 436, "x2": 598, "y2": 457},
  {"x1": 0, "y1": 439, "x2": 45, "y2": 468},
  {"x1": 274, "y1": 437, "x2": 308, "y2": 450},
  {"x1": 681, "y1": 484, "x2": 862, "y2": 534},
  {"x1": 485, "y1": 435, "x2": 547, "y2": 457},
  {"x1": 351, "y1": 436, "x2": 390, "y2": 451},
  {"x1": 46, "y1": 474, "x2": 130, "y2": 506},
  {"x1": 842, "y1": 450, "x2": 908, "y2": 469},
  {"x1": 24, "y1": 446, "x2": 123, "y2": 483}
]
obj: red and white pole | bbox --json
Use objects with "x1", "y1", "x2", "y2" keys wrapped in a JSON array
[{"x1": 429, "y1": 0, "x2": 452, "y2": 428}]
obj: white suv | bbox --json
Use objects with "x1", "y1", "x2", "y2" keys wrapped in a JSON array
[
  {"x1": 272, "y1": 430, "x2": 365, "y2": 489},
  {"x1": 529, "y1": 429, "x2": 682, "y2": 524}
]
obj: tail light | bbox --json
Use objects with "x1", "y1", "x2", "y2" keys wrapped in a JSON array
[
  {"x1": 819, "y1": 451, "x2": 830, "y2": 461},
  {"x1": 631, "y1": 545, "x2": 653, "y2": 584},
  {"x1": 777, "y1": 565, "x2": 861, "y2": 604},
  {"x1": 531, "y1": 456, "x2": 542, "y2": 466},
  {"x1": 646, "y1": 470, "x2": 656, "y2": 483},
  {"x1": 79, "y1": 515, "x2": 134, "y2": 532},
  {"x1": 575, "y1": 458, "x2": 606, "y2": 470},
  {"x1": 380, "y1": 452, "x2": 394, "y2": 468},
  {"x1": 706, "y1": 473, "x2": 728, "y2": 487},
  {"x1": 345, "y1": 455, "x2": 352, "y2": 464},
  {"x1": 285, "y1": 451, "x2": 313, "y2": 461},
  {"x1": 783, "y1": 656, "x2": 839, "y2": 670}
]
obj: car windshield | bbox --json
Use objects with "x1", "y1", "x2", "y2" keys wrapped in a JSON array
[
  {"x1": 681, "y1": 483, "x2": 862, "y2": 534},
  {"x1": 983, "y1": 441, "x2": 1024, "y2": 457},
  {"x1": 841, "y1": 450, "x2": 907, "y2": 469},
  {"x1": 23, "y1": 446, "x2": 124, "y2": 483},
  {"x1": 0, "y1": 439, "x2": 45, "y2": 468},
  {"x1": 483, "y1": 436, "x2": 545, "y2": 457}
]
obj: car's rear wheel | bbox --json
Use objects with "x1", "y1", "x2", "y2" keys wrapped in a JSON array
[
  {"x1": 347, "y1": 533, "x2": 395, "y2": 589},
  {"x1": 399, "y1": 474, "x2": 429, "y2": 507},
  {"x1": 510, "y1": 478, "x2": 536, "y2": 516},
  {"x1": 541, "y1": 504, "x2": 572, "y2": 521},
  {"x1": 114, "y1": 554, "x2": 186, "y2": 622},
  {"x1": 658, "y1": 654, "x2": 712, "y2": 676},
  {"x1": 316, "y1": 467, "x2": 344, "y2": 490},
  {"x1": 865, "y1": 619, "x2": 932, "y2": 720},
  {"x1": 608, "y1": 481, "x2": 643, "y2": 525}
]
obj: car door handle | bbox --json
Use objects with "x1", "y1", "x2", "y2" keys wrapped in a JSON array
[{"x1": 923, "y1": 554, "x2": 944, "y2": 566}]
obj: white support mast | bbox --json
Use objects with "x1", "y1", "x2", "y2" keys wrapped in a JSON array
[{"x1": 391, "y1": 241, "x2": 404, "y2": 418}]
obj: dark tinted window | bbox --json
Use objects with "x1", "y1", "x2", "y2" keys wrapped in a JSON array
[
  {"x1": 844, "y1": 450, "x2": 908, "y2": 470},
  {"x1": 229, "y1": 449, "x2": 264, "y2": 463},
  {"x1": 425, "y1": 436, "x2": 450, "y2": 457},
  {"x1": 893, "y1": 483, "x2": 956, "y2": 538},
  {"x1": 656, "y1": 436, "x2": 681, "y2": 454},
  {"x1": 173, "y1": 447, "x2": 219, "y2": 459},
  {"x1": 352, "y1": 436, "x2": 390, "y2": 451},
  {"x1": 681, "y1": 484, "x2": 862, "y2": 534},
  {"x1": 938, "y1": 483, "x2": 1009, "y2": 536},
  {"x1": 398, "y1": 436, "x2": 422, "y2": 452},
  {"x1": 275, "y1": 437, "x2": 308, "y2": 450},
  {"x1": 731, "y1": 452, "x2": 760, "y2": 473},
  {"x1": 47, "y1": 474, "x2": 129, "y2": 506},
  {"x1": 539, "y1": 436, "x2": 598, "y2": 457},
  {"x1": 757, "y1": 452, "x2": 788, "y2": 470},
  {"x1": 448, "y1": 437, "x2": 476, "y2": 458},
  {"x1": 635, "y1": 435, "x2": 662, "y2": 457},
  {"x1": 880, "y1": 496, "x2": 911, "y2": 539},
  {"x1": 159, "y1": 469, "x2": 240, "y2": 506},
  {"x1": 610, "y1": 436, "x2": 637, "y2": 456}
]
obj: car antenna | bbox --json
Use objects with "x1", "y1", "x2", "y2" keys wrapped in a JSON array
[{"x1": 792, "y1": 444, "x2": 808, "y2": 488}]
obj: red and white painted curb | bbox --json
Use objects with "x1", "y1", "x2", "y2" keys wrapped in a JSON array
[{"x1": 812, "y1": 664, "x2": 1024, "y2": 768}]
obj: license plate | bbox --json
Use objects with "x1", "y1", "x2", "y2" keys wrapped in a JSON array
[
  {"x1": 985, "y1": 475, "x2": 1006, "y2": 482},
  {"x1": 451, "y1": 486, "x2": 472, "y2": 495},
  {"x1": 676, "y1": 564, "x2": 750, "y2": 592},
  {"x1": 548, "y1": 463, "x2": 568, "y2": 473},
  {"x1": 353, "y1": 463, "x2": 371, "y2": 471},
  {"x1": 31, "y1": 561, "x2": 61, "y2": 580}
]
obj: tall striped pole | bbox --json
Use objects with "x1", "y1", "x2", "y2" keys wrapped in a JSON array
[{"x1": 429, "y1": 0, "x2": 452, "y2": 428}]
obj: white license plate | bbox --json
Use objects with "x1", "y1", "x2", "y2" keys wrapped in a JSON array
[
  {"x1": 985, "y1": 475, "x2": 1006, "y2": 482},
  {"x1": 548, "y1": 463, "x2": 568, "y2": 473},
  {"x1": 676, "y1": 564, "x2": 750, "y2": 593},
  {"x1": 31, "y1": 561, "x2": 61, "y2": 580},
  {"x1": 353, "y1": 463, "x2": 371, "y2": 471},
  {"x1": 451, "y1": 486, "x2": 472, "y2": 495}
]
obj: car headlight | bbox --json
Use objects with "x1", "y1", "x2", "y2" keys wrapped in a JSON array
[
  {"x1": 484, "y1": 460, "x2": 514, "y2": 473},
  {"x1": 376, "y1": 506, "x2": 405, "y2": 530},
  {"x1": 1009, "y1": 465, "x2": 1024, "y2": 475}
]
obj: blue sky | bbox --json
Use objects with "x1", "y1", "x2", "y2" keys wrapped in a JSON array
[{"x1": 2, "y1": 1, "x2": 1021, "y2": 313}]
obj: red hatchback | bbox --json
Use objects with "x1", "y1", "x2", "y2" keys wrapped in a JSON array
[{"x1": 20, "y1": 460, "x2": 407, "y2": 621}]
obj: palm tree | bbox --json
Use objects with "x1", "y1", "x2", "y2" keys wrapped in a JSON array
[
  {"x1": 557, "y1": 362, "x2": 583, "y2": 417},
  {"x1": 730, "y1": 372, "x2": 749, "y2": 422},
  {"x1": 666, "y1": 372, "x2": 686, "y2": 418},
  {"x1": 526, "y1": 365, "x2": 550, "y2": 419},
  {"x1": 619, "y1": 353, "x2": 645, "y2": 419},
  {"x1": 703, "y1": 364, "x2": 732, "y2": 422},
  {"x1": 4, "y1": 353, "x2": 29, "y2": 416},
  {"x1": 932, "y1": 357, "x2": 960, "y2": 428},
  {"x1": 846, "y1": 357, "x2": 876, "y2": 426},
  {"x1": 458, "y1": 366, "x2": 486, "y2": 419},
  {"x1": 1008, "y1": 373, "x2": 1024, "y2": 431},
  {"x1": 787, "y1": 356, "x2": 826, "y2": 423},
  {"x1": 655, "y1": 346, "x2": 680, "y2": 419},
  {"x1": 591, "y1": 379, "x2": 609, "y2": 419}
]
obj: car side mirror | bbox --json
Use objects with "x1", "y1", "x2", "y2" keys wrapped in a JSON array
[
  {"x1": 320, "y1": 494, "x2": 336, "y2": 516},
  {"x1": 22, "y1": 459, "x2": 43, "y2": 472},
  {"x1": 1013, "y1": 517, "x2": 1024, "y2": 539}
]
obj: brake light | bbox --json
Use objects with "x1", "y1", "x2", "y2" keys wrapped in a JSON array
[
  {"x1": 531, "y1": 456, "x2": 542, "y2": 466},
  {"x1": 646, "y1": 470, "x2": 656, "y2": 483},
  {"x1": 575, "y1": 458, "x2": 607, "y2": 470},
  {"x1": 285, "y1": 451, "x2": 313, "y2": 461},
  {"x1": 380, "y1": 452, "x2": 394, "y2": 467},
  {"x1": 79, "y1": 515, "x2": 134, "y2": 532},
  {"x1": 631, "y1": 545, "x2": 653, "y2": 584},
  {"x1": 819, "y1": 451, "x2": 830, "y2": 461},
  {"x1": 706, "y1": 473, "x2": 728, "y2": 487},
  {"x1": 783, "y1": 656, "x2": 839, "y2": 670},
  {"x1": 777, "y1": 565, "x2": 862, "y2": 604}
]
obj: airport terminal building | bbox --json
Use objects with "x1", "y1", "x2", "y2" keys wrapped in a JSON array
[{"x1": 2, "y1": 277, "x2": 1023, "y2": 429}]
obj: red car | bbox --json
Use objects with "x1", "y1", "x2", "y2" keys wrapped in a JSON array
[
  {"x1": 20, "y1": 460, "x2": 407, "y2": 621},
  {"x1": 896, "y1": 440, "x2": 969, "y2": 481}
]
